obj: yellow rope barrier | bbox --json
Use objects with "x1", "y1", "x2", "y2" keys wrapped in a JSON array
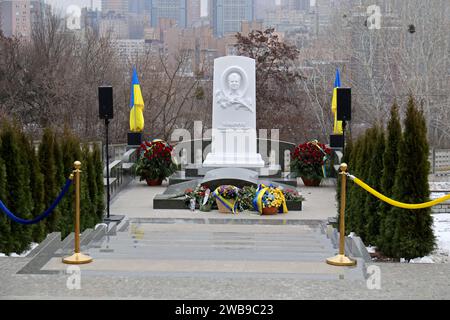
[{"x1": 349, "y1": 174, "x2": 450, "y2": 209}]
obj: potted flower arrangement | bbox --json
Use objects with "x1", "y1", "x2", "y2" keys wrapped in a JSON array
[
  {"x1": 135, "y1": 139, "x2": 177, "y2": 186},
  {"x1": 283, "y1": 188, "x2": 305, "y2": 202},
  {"x1": 290, "y1": 141, "x2": 332, "y2": 186},
  {"x1": 213, "y1": 185, "x2": 240, "y2": 214},
  {"x1": 237, "y1": 185, "x2": 257, "y2": 212},
  {"x1": 253, "y1": 185, "x2": 288, "y2": 215},
  {"x1": 283, "y1": 188, "x2": 305, "y2": 211},
  {"x1": 184, "y1": 184, "x2": 214, "y2": 211}
]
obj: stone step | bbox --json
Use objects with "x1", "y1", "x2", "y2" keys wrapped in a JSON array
[
  {"x1": 126, "y1": 223, "x2": 322, "y2": 234},
  {"x1": 89, "y1": 241, "x2": 332, "y2": 252},
  {"x1": 42, "y1": 258, "x2": 362, "y2": 281}
]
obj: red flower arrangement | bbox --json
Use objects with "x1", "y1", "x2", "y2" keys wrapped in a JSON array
[
  {"x1": 135, "y1": 140, "x2": 177, "y2": 182},
  {"x1": 290, "y1": 141, "x2": 332, "y2": 180}
]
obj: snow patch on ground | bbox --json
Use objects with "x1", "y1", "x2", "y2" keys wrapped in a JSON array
[
  {"x1": 430, "y1": 213, "x2": 450, "y2": 261},
  {"x1": 0, "y1": 242, "x2": 38, "y2": 258},
  {"x1": 405, "y1": 214, "x2": 450, "y2": 263},
  {"x1": 366, "y1": 245, "x2": 377, "y2": 254}
]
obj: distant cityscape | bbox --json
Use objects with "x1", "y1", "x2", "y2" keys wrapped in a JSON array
[{"x1": 0, "y1": 1, "x2": 333, "y2": 67}]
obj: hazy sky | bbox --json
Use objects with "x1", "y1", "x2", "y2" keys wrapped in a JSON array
[{"x1": 46, "y1": 1, "x2": 208, "y2": 16}]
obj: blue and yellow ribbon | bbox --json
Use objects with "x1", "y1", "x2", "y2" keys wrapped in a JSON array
[
  {"x1": 252, "y1": 184, "x2": 288, "y2": 215},
  {"x1": 213, "y1": 187, "x2": 239, "y2": 214}
]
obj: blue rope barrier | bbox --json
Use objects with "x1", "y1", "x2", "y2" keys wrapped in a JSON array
[{"x1": 0, "y1": 178, "x2": 73, "y2": 225}]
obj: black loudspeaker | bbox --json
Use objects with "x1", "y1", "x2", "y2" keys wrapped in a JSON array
[
  {"x1": 99, "y1": 86, "x2": 113, "y2": 120},
  {"x1": 337, "y1": 87, "x2": 351, "y2": 121},
  {"x1": 330, "y1": 134, "x2": 344, "y2": 148}
]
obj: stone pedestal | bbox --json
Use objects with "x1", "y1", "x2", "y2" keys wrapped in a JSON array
[
  {"x1": 128, "y1": 132, "x2": 142, "y2": 146},
  {"x1": 203, "y1": 56, "x2": 264, "y2": 168}
]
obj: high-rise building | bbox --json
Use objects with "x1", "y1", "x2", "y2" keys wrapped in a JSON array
[
  {"x1": 210, "y1": 0, "x2": 254, "y2": 37},
  {"x1": 281, "y1": 0, "x2": 310, "y2": 11},
  {"x1": 0, "y1": 0, "x2": 32, "y2": 39},
  {"x1": 29, "y1": 0, "x2": 50, "y2": 27},
  {"x1": 254, "y1": 0, "x2": 277, "y2": 20},
  {"x1": 128, "y1": 0, "x2": 146, "y2": 14},
  {"x1": 187, "y1": 0, "x2": 201, "y2": 27},
  {"x1": 150, "y1": 0, "x2": 187, "y2": 28},
  {"x1": 102, "y1": 0, "x2": 129, "y2": 15}
]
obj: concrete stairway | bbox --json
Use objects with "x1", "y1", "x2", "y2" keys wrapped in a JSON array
[{"x1": 40, "y1": 218, "x2": 365, "y2": 280}]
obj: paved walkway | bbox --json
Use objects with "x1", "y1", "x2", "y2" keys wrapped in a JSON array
[
  {"x1": 2, "y1": 178, "x2": 450, "y2": 299},
  {"x1": 110, "y1": 178, "x2": 338, "y2": 220}
]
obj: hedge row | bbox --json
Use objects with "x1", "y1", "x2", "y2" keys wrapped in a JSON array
[
  {"x1": 340, "y1": 96, "x2": 435, "y2": 260},
  {"x1": 0, "y1": 122, "x2": 104, "y2": 255}
]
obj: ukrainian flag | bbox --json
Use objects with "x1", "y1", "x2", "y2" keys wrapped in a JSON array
[
  {"x1": 331, "y1": 69, "x2": 343, "y2": 134},
  {"x1": 129, "y1": 67, "x2": 145, "y2": 132}
]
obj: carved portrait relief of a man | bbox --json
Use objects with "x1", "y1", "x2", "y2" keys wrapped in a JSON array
[{"x1": 215, "y1": 69, "x2": 254, "y2": 113}]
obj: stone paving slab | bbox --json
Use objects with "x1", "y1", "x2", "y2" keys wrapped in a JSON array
[
  {"x1": 3, "y1": 255, "x2": 450, "y2": 299},
  {"x1": 41, "y1": 258, "x2": 352, "y2": 276},
  {"x1": 111, "y1": 179, "x2": 337, "y2": 220}
]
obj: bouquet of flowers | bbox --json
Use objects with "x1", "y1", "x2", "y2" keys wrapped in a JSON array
[
  {"x1": 238, "y1": 185, "x2": 258, "y2": 211},
  {"x1": 282, "y1": 188, "x2": 305, "y2": 202},
  {"x1": 184, "y1": 184, "x2": 213, "y2": 211},
  {"x1": 213, "y1": 185, "x2": 240, "y2": 214},
  {"x1": 290, "y1": 140, "x2": 332, "y2": 181},
  {"x1": 253, "y1": 185, "x2": 288, "y2": 215},
  {"x1": 135, "y1": 139, "x2": 177, "y2": 184}
]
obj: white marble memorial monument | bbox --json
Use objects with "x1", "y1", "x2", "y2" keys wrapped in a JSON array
[{"x1": 203, "y1": 56, "x2": 265, "y2": 168}]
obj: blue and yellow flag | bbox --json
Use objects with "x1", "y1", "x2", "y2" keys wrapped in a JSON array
[
  {"x1": 129, "y1": 67, "x2": 145, "y2": 132},
  {"x1": 331, "y1": 69, "x2": 343, "y2": 134}
]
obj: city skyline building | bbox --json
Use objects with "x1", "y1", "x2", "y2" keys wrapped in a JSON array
[
  {"x1": 210, "y1": 0, "x2": 254, "y2": 37},
  {"x1": 0, "y1": 0, "x2": 32, "y2": 38}
]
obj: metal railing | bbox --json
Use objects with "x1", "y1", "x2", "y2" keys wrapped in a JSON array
[
  {"x1": 429, "y1": 149, "x2": 450, "y2": 175},
  {"x1": 103, "y1": 147, "x2": 138, "y2": 200}
]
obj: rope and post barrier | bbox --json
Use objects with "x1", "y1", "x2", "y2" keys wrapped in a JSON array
[
  {"x1": 0, "y1": 178, "x2": 73, "y2": 225},
  {"x1": 63, "y1": 161, "x2": 93, "y2": 264},
  {"x1": 327, "y1": 162, "x2": 450, "y2": 267},
  {"x1": 347, "y1": 174, "x2": 450, "y2": 209},
  {"x1": 0, "y1": 160, "x2": 93, "y2": 264},
  {"x1": 326, "y1": 163, "x2": 357, "y2": 267}
]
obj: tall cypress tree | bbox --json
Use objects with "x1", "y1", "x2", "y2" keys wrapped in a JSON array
[
  {"x1": 378, "y1": 103, "x2": 402, "y2": 255},
  {"x1": 389, "y1": 96, "x2": 435, "y2": 259},
  {"x1": 20, "y1": 132, "x2": 45, "y2": 243},
  {"x1": 336, "y1": 136, "x2": 353, "y2": 228},
  {"x1": 0, "y1": 150, "x2": 11, "y2": 254},
  {"x1": 364, "y1": 126, "x2": 385, "y2": 245},
  {"x1": 80, "y1": 144, "x2": 94, "y2": 230},
  {"x1": 38, "y1": 128, "x2": 60, "y2": 234},
  {"x1": 92, "y1": 143, "x2": 105, "y2": 221},
  {"x1": 345, "y1": 136, "x2": 362, "y2": 235},
  {"x1": 352, "y1": 130, "x2": 372, "y2": 239},
  {"x1": 0, "y1": 122, "x2": 33, "y2": 253},
  {"x1": 59, "y1": 127, "x2": 82, "y2": 238}
]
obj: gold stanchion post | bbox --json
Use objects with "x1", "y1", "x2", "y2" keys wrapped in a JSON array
[
  {"x1": 326, "y1": 163, "x2": 356, "y2": 266},
  {"x1": 63, "y1": 161, "x2": 93, "y2": 265}
]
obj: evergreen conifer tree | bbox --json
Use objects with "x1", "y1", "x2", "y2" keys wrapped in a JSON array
[
  {"x1": 59, "y1": 128, "x2": 82, "y2": 237},
  {"x1": 378, "y1": 103, "x2": 402, "y2": 255},
  {"x1": 389, "y1": 96, "x2": 435, "y2": 259},
  {"x1": 0, "y1": 151, "x2": 11, "y2": 254},
  {"x1": 38, "y1": 128, "x2": 60, "y2": 234},
  {"x1": 345, "y1": 136, "x2": 362, "y2": 234},
  {"x1": 352, "y1": 130, "x2": 372, "y2": 239},
  {"x1": 364, "y1": 126, "x2": 385, "y2": 245},
  {"x1": 0, "y1": 122, "x2": 33, "y2": 253},
  {"x1": 20, "y1": 133, "x2": 45, "y2": 243},
  {"x1": 92, "y1": 143, "x2": 105, "y2": 221}
]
